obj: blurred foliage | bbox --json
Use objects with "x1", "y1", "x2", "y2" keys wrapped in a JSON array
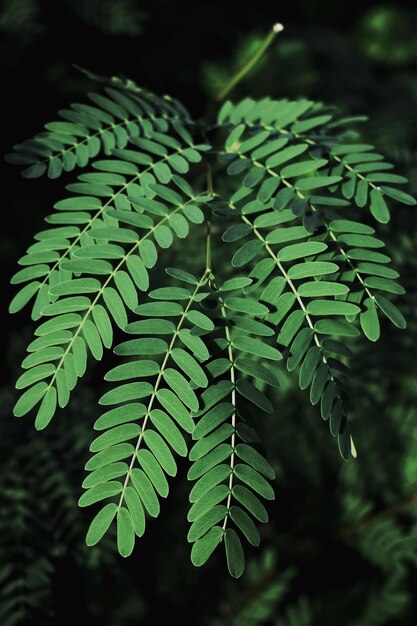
[
  {"x1": 1, "y1": 0, "x2": 417, "y2": 624},
  {"x1": 0, "y1": 0, "x2": 145, "y2": 42}
]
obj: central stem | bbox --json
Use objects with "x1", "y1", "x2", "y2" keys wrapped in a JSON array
[
  {"x1": 215, "y1": 23, "x2": 284, "y2": 102},
  {"x1": 206, "y1": 165, "x2": 214, "y2": 271}
]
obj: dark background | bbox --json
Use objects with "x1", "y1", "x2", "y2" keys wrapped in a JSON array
[{"x1": 1, "y1": 1, "x2": 417, "y2": 625}]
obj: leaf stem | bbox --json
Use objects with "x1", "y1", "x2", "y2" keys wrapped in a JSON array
[
  {"x1": 206, "y1": 165, "x2": 214, "y2": 271},
  {"x1": 209, "y1": 273, "x2": 237, "y2": 531},
  {"x1": 215, "y1": 23, "x2": 284, "y2": 102}
]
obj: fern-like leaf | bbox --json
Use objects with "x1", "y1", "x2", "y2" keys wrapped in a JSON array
[
  {"x1": 7, "y1": 71, "x2": 415, "y2": 577},
  {"x1": 82, "y1": 269, "x2": 211, "y2": 556}
]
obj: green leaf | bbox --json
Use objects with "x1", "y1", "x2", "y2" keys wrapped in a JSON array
[
  {"x1": 375, "y1": 295, "x2": 406, "y2": 329},
  {"x1": 92, "y1": 305, "x2": 113, "y2": 349},
  {"x1": 234, "y1": 357, "x2": 279, "y2": 387},
  {"x1": 99, "y1": 382, "x2": 153, "y2": 405},
  {"x1": 329, "y1": 220, "x2": 374, "y2": 234},
  {"x1": 85, "y1": 443, "x2": 134, "y2": 471},
  {"x1": 135, "y1": 302, "x2": 183, "y2": 317},
  {"x1": 127, "y1": 255, "x2": 149, "y2": 291},
  {"x1": 232, "y1": 240, "x2": 264, "y2": 267},
  {"x1": 103, "y1": 287, "x2": 128, "y2": 329},
  {"x1": 225, "y1": 123, "x2": 245, "y2": 150},
  {"x1": 179, "y1": 329, "x2": 209, "y2": 361},
  {"x1": 235, "y1": 444, "x2": 275, "y2": 479},
  {"x1": 338, "y1": 234, "x2": 385, "y2": 249},
  {"x1": 189, "y1": 424, "x2": 234, "y2": 461},
  {"x1": 188, "y1": 444, "x2": 233, "y2": 481},
  {"x1": 42, "y1": 296, "x2": 91, "y2": 316},
  {"x1": 149, "y1": 287, "x2": 191, "y2": 300},
  {"x1": 299, "y1": 346, "x2": 322, "y2": 390},
  {"x1": 232, "y1": 485, "x2": 268, "y2": 523},
  {"x1": 137, "y1": 449, "x2": 169, "y2": 498},
  {"x1": 16, "y1": 364, "x2": 55, "y2": 390},
  {"x1": 315, "y1": 319, "x2": 359, "y2": 337},
  {"x1": 287, "y1": 262, "x2": 338, "y2": 280},
  {"x1": 296, "y1": 175, "x2": 342, "y2": 191},
  {"x1": 298, "y1": 281, "x2": 349, "y2": 297},
  {"x1": 49, "y1": 278, "x2": 100, "y2": 296},
  {"x1": 232, "y1": 336, "x2": 282, "y2": 360},
  {"x1": 9, "y1": 281, "x2": 40, "y2": 313},
  {"x1": 229, "y1": 506, "x2": 260, "y2": 546},
  {"x1": 171, "y1": 348, "x2": 208, "y2": 387},
  {"x1": 34, "y1": 386, "x2": 57, "y2": 430},
  {"x1": 165, "y1": 267, "x2": 198, "y2": 285},
  {"x1": 236, "y1": 379, "x2": 273, "y2": 412},
  {"x1": 163, "y1": 368, "x2": 199, "y2": 412},
  {"x1": 83, "y1": 319, "x2": 103, "y2": 360},
  {"x1": 82, "y1": 462, "x2": 128, "y2": 489},
  {"x1": 222, "y1": 224, "x2": 252, "y2": 242},
  {"x1": 360, "y1": 298, "x2": 380, "y2": 341},
  {"x1": 60, "y1": 259, "x2": 113, "y2": 274},
  {"x1": 79, "y1": 481, "x2": 123, "y2": 507},
  {"x1": 310, "y1": 363, "x2": 329, "y2": 405},
  {"x1": 86, "y1": 503, "x2": 117, "y2": 546},
  {"x1": 273, "y1": 187, "x2": 295, "y2": 211},
  {"x1": 220, "y1": 277, "x2": 253, "y2": 292},
  {"x1": 90, "y1": 424, "x2": 141, "y2": 452},
  {"x1": 130, "y1": 468, "x2": 160, "y2": 517},
  {"x1": 186, "y1": 310, "x2": 214, "y2": 330},
  {"x1": 143, "y1": 430, "x2": 177, "y2": 476},
  {"x1": 150, "y1": 409, "x2": 188, "y2": 457},
  {"x1": 363, "y1": 277, "x2": 405, "y2": 295},
  {"x1": 225, "y1": 297, "x2": 268, "y2": 316},
  {"x1": 266, "y1": 226, "x2": 309, "y2": 245},
  {"x1": 281, "y1": 158, "x2": 328, "y2": 178},
  {"x1": 114, "y1": 338, "x2": 168, "y2": 356},
  {"x1": 14, "y1": 382, "x2": 48, "y2": 417},
  {"x1": 307, "y1": 300, "x2": 361, "y2": 316},
  {"x1": 193, "y1": 403, "x2": 235, "y2": 440},
  {"x1": 277, "y1": 310, "x2": 305, "y2": 347},
  {"x1": 156, "y1": 388, "x2": 194, "y2": 432},
  {"x1": 188, "y1": 505, "x2": 228, "y2": 542},
  {"x1": 124, "y1": 486, "x2": 146, "y2": 537},
  {"x1": 370, "y1": 188, "x2": 390, "y2": 223},
  {"x1": 234, "y1": 464, "x2": 274, "y2": 499},
  {"x1": 126, "y1": 319, "x2": 175, "y2": 335},
  {"x1": 257, "y1": 177, "x2": 281, "y2": 203},
  {"x1": 117, "y1": 507, "x2": 135, "y2": 557},
  {"x1": 189, "y1": 465, "x2": 232, "y2": 503},
  {"x1": 225, "y1": 528, "x2": 245, "y2": 578},
  {"x1": 278, "y1": 242, "x2": 327, "y2": 262},
  {"x1": 231, "y1": 316, "x2": 274, "y2": 337},
  {"x1": 94, "y1": 403, "x2": 146, "y2": 430},
  {"x1": 55, "y1": 196, "x2": 102, "y2": 211},
  {"x1": 114, "y1": 271, "x2": 138, "y2": 311},
  {"x1": 380, "y1": 186, "x2": 416, "y2": 206},
  {"x1": 266, "y1": 144, "x2": 308, "y2": 168},
  {"x1": 188, "y1": 485, "x2": 230, "y2": 522},
  {"x1": 139, "y1": 239, "x2": 158, "y2": 268},
  {"x1": 191, "y1": 526, "x2": 224, "y2": 567}
]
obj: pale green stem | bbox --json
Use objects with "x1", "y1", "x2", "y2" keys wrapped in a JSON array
[{"x1": 215, "y1": 24, "x2": 284, "y2": 102}]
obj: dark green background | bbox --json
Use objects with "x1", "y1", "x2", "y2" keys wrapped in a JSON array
[{"x1": 1, "y1": 1, "x2": 417, "y2": 624}]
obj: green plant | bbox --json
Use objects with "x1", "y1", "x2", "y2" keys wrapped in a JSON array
[{"x1": 6, "y1": 24, "x2": 415, "y2": 578}]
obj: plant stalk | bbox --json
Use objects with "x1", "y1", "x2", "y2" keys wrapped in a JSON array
[{"x1": 215, "y1": 23, "x2": 284, "y2": 102}]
